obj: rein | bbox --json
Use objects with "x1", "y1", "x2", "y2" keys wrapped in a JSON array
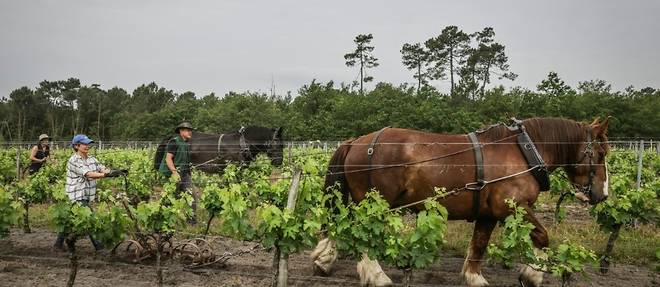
[{"x1": 387, "y1": 165, "x2": 540, "y2": 212}]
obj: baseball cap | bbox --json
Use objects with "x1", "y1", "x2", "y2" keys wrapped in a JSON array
[{"x1": 71, "y1": 134, "x2": 94, "y2": 146}]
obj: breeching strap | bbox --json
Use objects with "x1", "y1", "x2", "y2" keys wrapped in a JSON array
[
  {"x1": 367, "y1": 127, "x2": 389, "y2": 189},
  {"x1": 467, "y1": 132, "x2": 485, "y2": 220}
]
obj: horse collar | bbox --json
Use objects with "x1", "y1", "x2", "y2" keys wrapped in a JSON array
[
  {"x1": 217, "y1": 134, "x2": 225, "y2": 156},
  {"x1": 514, "y1": 124, "x2": 551, "y2": 191}
]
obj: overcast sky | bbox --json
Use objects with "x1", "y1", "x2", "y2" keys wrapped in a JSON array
[{"x1": 1, "y1": 0, "x2": 659, "y2": 98}]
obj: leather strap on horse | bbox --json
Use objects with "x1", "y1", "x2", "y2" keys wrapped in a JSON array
[
  {"x1": 467, "y1": 132, "x2": 485, "y2": 220},
  {"x1": 367, "y1": 127, "x2": 389, "y2": 189},
  {"x1": 217, "y1": 134, "x2": 225, "y2": 159},
  {"x1": 512, "y1": 121, "x2": 550, "y2": 191}
]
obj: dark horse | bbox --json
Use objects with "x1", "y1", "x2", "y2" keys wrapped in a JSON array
[
  {"x1": 155, "y1": 126, "x2": 284, "y2": 173},
  {"x1": 311, "y1": 117, "x2": 610, "y2": 287}
]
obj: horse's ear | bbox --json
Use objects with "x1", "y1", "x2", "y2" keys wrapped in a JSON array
[
  {"x1": 275, "y1": 127, "x2": 283, "y2": 138},
  {"x1": 593, "y1": 116, "x2": 611, "y2": 136}
]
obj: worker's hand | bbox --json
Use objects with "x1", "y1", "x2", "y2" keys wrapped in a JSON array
[
  {"x1": 105, "y1": 169, "x2": 126, "y2": 178},
  {"x1": 171, "y1": 171, "x2": 180, "y2": 182}
]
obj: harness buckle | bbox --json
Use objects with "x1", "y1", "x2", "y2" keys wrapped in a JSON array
[
  {"x1": 465, "y1": 181, "x2": 486, "y2": 191},
  {"x1": 367, "y1": 147, "x2": 374, "y2": 155}
]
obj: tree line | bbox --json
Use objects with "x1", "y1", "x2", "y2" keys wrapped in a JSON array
[{"x1": 1, "y1": 26, "x2": 658, "y2": 142}]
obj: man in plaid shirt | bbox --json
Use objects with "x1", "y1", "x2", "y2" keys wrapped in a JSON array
[{"x1": 54, "y1": 134, "x2": 124, "y2": 251}]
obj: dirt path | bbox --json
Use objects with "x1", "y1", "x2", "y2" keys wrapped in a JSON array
[{"x1": 1, "y1": 228, "x2": 657, "y2": 286}]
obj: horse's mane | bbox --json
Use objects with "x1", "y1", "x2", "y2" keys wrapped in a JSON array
[{"x1": 478, "y1": 117, "x2": 602, "y2": 164}]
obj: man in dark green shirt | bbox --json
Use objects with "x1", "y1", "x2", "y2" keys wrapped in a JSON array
[{"x1": 159, "y1": 121, "x2": 196, "y2": 223}]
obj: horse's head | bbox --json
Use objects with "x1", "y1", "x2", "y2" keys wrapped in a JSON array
[
  {"x1": 243, "y1": 126, "x2": 284, "y2": 167},
  {"x1": 266, "y1": 127, "x2": 284, "y2": 166},
  {"x1": 565, "y1": 117, "x2": 611, "y2": 205}
]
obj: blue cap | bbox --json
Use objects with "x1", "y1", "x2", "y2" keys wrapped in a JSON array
[{"x1": 72, "y1": 134, "x2": 94, "y2": 146}]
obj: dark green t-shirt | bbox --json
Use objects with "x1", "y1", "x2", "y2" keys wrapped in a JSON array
[{"x1": 158, "y1": 135, "x2": 191, "y2": 177}]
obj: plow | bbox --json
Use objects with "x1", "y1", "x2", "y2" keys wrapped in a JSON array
[
  {"x1": 111, "y1": 188, "x2": 260, "y2": 269},
  {"x1": 111, "y1": 233, "x2": 262, "y2": 269}
]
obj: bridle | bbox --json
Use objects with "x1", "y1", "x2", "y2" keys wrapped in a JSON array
[
  {"x1": 243, "y1": 129, "x2": 282, "y2": 161},
  {"x1": 572, "y1": 128, "x2": 598, "y2": 200}
]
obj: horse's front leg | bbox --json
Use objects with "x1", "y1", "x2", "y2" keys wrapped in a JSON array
[
  {"x1": 518, "y1": 206, "x2": 549, "y2": 287},
  {"x1": 311, "y1": 238, "x2": 392, "y2": 286},
  {"x1": 462, "y1": 218, "x2": 497, "y2": 287}
]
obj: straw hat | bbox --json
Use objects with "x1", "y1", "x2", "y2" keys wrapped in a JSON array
[{"x1": 38, "y1": 134, "x2": 50, "y2": 141}]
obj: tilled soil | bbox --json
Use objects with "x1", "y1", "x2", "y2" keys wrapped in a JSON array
[{"x1": 0, "y1": 228, "x2": 657, "y2": 287}]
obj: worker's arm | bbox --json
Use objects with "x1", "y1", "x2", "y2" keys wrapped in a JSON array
[{"x1": 166, "y1": 152, "x2": 179, "y2": 177}]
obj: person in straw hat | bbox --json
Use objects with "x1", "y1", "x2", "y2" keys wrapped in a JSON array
[
  {"x1": 158, "y1": 121, "x2": 197, "y2": 223},
  {"x1": 28, "y1": 134, "x2": 51, "y2": 174}
]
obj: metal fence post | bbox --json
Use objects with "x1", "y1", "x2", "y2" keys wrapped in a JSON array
[
  {"x1": 287, "y1": 143, "x2": 292, "y2": 167},
  {"x1": 16, "y1": 148, "x2": 21, "y2": 180},
  {"x1": 636, "y1": 140, "x2": 644, "y2": 189}
]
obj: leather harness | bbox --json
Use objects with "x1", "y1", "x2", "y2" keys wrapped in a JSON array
[
  {"x1": 467, "y1": 132, "x2": 485, "y2": 219},
  {"x1": 365, "y1": 120, "x2": 549, "y2": 220},
  {"x1": 466, "y1": 119, "x2": 550, "y2": 219},
  {"x1": 514, "y1": 121, "x2": 550, "y2": 191},
  {"x1": 366, "y1": 127, "x2": 389, "y2": 189}
]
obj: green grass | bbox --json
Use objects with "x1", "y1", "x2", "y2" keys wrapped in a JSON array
[{"x1": 439, "y1": 205, "x2": 659, "y2": 266}]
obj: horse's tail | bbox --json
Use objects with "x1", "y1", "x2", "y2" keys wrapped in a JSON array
[
  {"x1": 154, "y1": 136, "x2": 173, "y2": 170},
  {"x1": 324, "y1": 138, "x2": 356, "y2": 208}
]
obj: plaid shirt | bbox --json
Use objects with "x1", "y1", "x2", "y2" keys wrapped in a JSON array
[{"x1": 65, "y1": 153, "x2": 106, "y2": 202}]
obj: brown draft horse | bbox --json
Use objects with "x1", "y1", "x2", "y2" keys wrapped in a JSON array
[{"x1": 311, "y1": 117, "x2": 610, "y2": 287}]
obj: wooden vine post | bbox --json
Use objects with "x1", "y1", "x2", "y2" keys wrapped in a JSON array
[{"x1": 272, "y1": 169, "x2": 302, "y2": 287}]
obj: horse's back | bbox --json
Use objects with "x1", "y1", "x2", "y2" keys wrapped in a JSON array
[{"x1": 342, "y1": 128, "x2": 473, "y2": 204}]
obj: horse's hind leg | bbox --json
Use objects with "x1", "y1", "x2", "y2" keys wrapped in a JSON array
[
  {"x1": 518, "y1": 207, "x2": 549, "y2": 287},
  {"x1": 462, "y1": 218, "x2": 497, "y2": 287}
]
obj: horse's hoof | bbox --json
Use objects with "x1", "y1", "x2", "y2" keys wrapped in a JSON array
[
  {"x1": 464, "y1": 271, "x2": 489, "y2": 287},
  {"x1": 313, "y1": 262, "x2": 331, "y2": 276},
  {"x1": 518, "y1": 266, "x2": 543, "y2": 287},
  {"x1": 357, "y1": 255, "x2": 393, "y2": 286}
]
